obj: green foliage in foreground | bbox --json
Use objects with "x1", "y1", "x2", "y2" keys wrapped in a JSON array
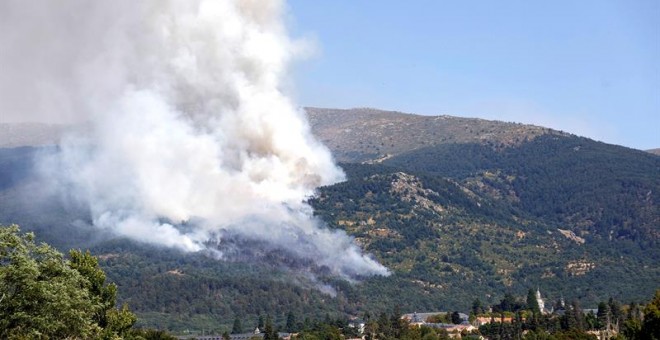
[
  {"x1": 642, "y1": 290, "x2": 660, "y2": 340},
  {"x1": 0, "y1": 225, "x2": 102, "y2": 338},
  {"x1": 0, "y1": 225, "x2": 174, "y2": 339}
]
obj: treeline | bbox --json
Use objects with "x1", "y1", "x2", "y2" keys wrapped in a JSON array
[
  {"x1": 290, "y1": 309, "x2": 462, "y2": 340},
  {"x1": 92, "y1": 239, "x2": 364, "y2": 332},
  {"x1": 287, "y1": 290, "x2": 660, "y2": 340},
  {"x1": 475, "y1": 289, "x2": 660, "y2": 340}
]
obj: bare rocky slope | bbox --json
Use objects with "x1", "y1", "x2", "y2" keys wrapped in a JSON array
[{"x1": 305, "y1": 107, "x2": 567, "y2": 163}]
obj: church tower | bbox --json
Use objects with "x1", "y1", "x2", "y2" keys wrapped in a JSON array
[{"x1": 536, "y1": 288, "x2": 545, "y2": 313}]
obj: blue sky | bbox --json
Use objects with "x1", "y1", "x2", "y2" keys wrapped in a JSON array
[{"x1": 286, "y1": 1, "x2": 659, "y2": 150}]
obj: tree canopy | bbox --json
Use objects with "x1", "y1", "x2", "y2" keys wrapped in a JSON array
[{"x1": 0, "y1": 225, "x2": 138, "y2": 339}]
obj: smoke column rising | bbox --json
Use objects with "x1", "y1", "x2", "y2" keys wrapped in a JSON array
[{"x1": 0, "y1": 0, "x2": 389, "y2": 278}]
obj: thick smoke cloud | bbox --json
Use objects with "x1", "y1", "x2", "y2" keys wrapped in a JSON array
[{"x1": 0, "y1": 0, "x2": 389, "y2": 279}]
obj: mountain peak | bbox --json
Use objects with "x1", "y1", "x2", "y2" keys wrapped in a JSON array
[{"x1": 305, "y1": 107, "x2": 566, "y2": 163}]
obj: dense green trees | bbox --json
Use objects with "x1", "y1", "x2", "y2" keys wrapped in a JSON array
[
  {"x1": 0, "y1": 225, "x2": 165, "y2": 339},
  {"x1": 596, "y1": 301, "x2": 611, "y2": 330},
  {"x1": 69, "y1": 248, "x2": 137, "y2": 338},
  {"x1": 641, "y1": 290, "x2": 660, "y2": 339},
  {"x1": 384, "y1": 135, "x2": 660, "y2": 248},
  {"x1": 527, "y1": 289, "x2": 541, "y2": 316},
  {"x1": 471, "y1": 299, "x2": 482, "y2": 314},
  {"x1": 286, "y1": 311, "x2": 297, "y2": 333},
  {"x1": 263, "y1": 315, "x2": 278, "y2": 340},
  {"x1": 0, "y1": 225, "x2": 102, "y2": 338},
  {"x1": 450, "y1": 311, "x2": 462, "y2": 325},
  {"x1": 475, "y1": 291, "x2": 660, "y2": 340},
  {"x1": 232, "y1": 317, "x2": 243, "y2": 334}
]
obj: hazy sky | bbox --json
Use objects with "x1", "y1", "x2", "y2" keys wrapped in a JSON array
[{"x1": 287, "y1": 0, "x2": 659, "y2": 150}]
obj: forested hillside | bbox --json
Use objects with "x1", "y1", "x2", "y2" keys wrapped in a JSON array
[
  {"x1": 383, "y1": 135, "x2": 659, "y2": 246},
  {"x1": 310, "y1": 161, "x2": 658, "y2": 309},
  {"x1": 0, "y1": 109, "x2": 657, "y2": 332}
]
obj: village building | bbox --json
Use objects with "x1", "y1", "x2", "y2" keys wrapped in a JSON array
[
  {"x1": 473, "y1": 316, "x2": 514, "y2": 326},
  {"x1": 402, "y1": 312, "x2": 477, "y2": 338}
]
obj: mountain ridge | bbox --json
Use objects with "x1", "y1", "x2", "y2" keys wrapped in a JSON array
[
  {"x1": 0, "y1": 107, "x2": 657, "y2": 332},
  {"x1": 305, "y1": 107, "x2": 571, "y2": 163},
  {"x1": 2, "y1": 108, "x2": 652, "y2": 156}
]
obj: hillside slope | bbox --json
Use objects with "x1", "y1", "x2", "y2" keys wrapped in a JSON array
[
  {"x1": 0, "y1": 108, "x2": 657, "y2": 332},
  {"x1": 383, "y1": 135, "x2": 659, "y2": 244},
  {"x1": 311, "y1": 163, "x2": 659, "y2": 306},
  {"x1": 306, "y1": 108, "x2": 659, "y2": 310}
]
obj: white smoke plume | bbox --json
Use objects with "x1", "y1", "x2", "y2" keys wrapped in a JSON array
[{"x1": 0, "y1": 0, "x2": 389, "y2": 278}]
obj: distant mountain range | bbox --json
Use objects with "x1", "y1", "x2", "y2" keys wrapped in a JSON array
[{"x1": 0, "y1": 108, "x2": 658, "y2": 332}]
